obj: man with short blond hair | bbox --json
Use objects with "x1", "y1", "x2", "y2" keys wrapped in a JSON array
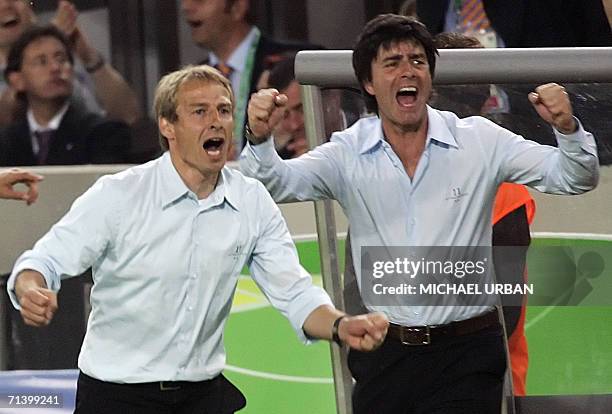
[{"x1": 7, "y1": 64, "x2": 388, "y2": 413}]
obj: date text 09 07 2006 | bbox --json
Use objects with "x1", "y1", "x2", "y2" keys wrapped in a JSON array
[{"x1": 0, "y1": 393, "x2": 63, "y2": 408}]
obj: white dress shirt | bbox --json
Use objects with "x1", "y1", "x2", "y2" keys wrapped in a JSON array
[
  {"x1": 240, "y1": 106, "x2": 599, "y2": 326},
  {"x1": 8, "y1": 152, "x2": 332, "y2": 383}
]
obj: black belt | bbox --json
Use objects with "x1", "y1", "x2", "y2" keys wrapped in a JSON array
[
  {"x1": 387, "y1": 309, "x2": 500, "y2": 345},
  {"x1": 79, "y1": 372, "x2": 219, "y2": 392}
]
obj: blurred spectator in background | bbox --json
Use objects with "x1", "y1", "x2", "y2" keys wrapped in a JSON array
[
  {"x1": 262, "y1": 55, "x2": 352, "y2": 159},
  {"x1": 181, "y1": 0, "x2": 319, "y2": 157},
  {"x1": 265, "y1": 56, "x2": 307, "y2": 159},
  {"x1": 0, "y1": 0, "x2": 142, "y2": 126},
  {"x1": 0, "y1": 25, "x2": 130, "y2": 166},
  {"x1": 431, "y1": 31, "x2": 534, "y2": 396},
  {"x1": 0, "y1": 167, "x2": 42, "y2": 204},
  {"x1": 416, "y1": 0, "x2": 612, "y2": 48}
]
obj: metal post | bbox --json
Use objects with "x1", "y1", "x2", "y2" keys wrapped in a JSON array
[
  {"x1": 0, "y1": 275, "x2": 7, "y2": 370},
  {"x1": 301, "y1": 84, "x2": 353, "y2": 414}
]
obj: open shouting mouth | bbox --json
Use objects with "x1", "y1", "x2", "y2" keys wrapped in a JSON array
[
  {"x1": 396, "y1": 86, "x2": 418, "y2": 107},
  {"x1": 202, "y1": 137, "x2": 225, "y2": 157}
]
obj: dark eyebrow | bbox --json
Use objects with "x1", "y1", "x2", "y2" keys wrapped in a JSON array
[
  {"x1": 381, "y1": 52, "x2": 426, "y2": 63},
  {"x1": 410, "y1": 52, "x2": 427, "y2": 60},
  {"x1": 381, "y1": 54, "x2": 402, "y2": 63}
]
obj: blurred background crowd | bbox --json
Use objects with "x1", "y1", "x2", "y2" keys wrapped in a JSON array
[{"x1": 0, "y1": 0, "x2": 609, "y2": 168}]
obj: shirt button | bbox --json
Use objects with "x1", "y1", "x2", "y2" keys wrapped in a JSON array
[
  {"x1": 191, "y1": 274, "x2": 197, "y2": 279},
  {"x1": 188, "y1": 306, "x2": 193, "y2": 311}
]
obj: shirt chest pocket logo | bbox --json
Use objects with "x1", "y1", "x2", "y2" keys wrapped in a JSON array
[
  {"x1": 229, "y1": 244, "x2": 245, "y2": 260},
  {"x1": 445, "y1": 186, "x2": 469, "y2": 203}
]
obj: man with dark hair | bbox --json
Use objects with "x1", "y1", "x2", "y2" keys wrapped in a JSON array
[
  {"x1": 7, "y1": 64, "x2": 388, "y2": 413},
  {"x1": 181, "y1": 0, "x2": 319, "y2": 157},
  {"x1": 241, "y1": 14, "x2": 599, "y2": 413},
  {"x1": 0, "y1": 25, "x2": 130, "y2": 166},
  {"x1": 0, "y1": 0, "x2": 142, "y2": 126}
]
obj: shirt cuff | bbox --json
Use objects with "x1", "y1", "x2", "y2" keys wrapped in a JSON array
[
  {"x1": 554, "y1": 117, "x2": 598, "y2": 157},
  {"x1": 247, "y1": 136, "x2": 277, "y2": 165}
]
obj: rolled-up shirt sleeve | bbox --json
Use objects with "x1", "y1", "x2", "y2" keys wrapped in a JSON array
[
  {"x1": 7, "y1": 177, "x2": 116, "y2": 309},
  {"x1": 496, "y1": 118, "x2": 599, "y2": 194},
  {"x1": 246, "y1": 181, "x2": 333, "y2": 343},
  {"x1": 240, "y1": 135, "x2": 346, "y2": 204}
]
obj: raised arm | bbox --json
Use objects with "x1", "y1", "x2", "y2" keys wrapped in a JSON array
[
  {"x1": 240, "y1": 88, "x2": 346, "y2": 203},
  {"x1": 52, "y1": 0, "x2": 143, "y2": 125},
  {"x1": 496, "y1": 83, "x2": 599, "y2": 194}
]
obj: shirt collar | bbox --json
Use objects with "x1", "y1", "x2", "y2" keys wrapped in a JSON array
[
  {"x1": 216, "y1": 168, "x2": 240, "y2": 211},
  {"x1": 208, "y1": 26, "x2": 258, "y2": 74},
  {"x1": 158, "y1": 152, "x2": 240, "y2": 211},
  {"x1": 358, "y1": 115, "x2": 385, "y2": 154},
  {"x1": 27, "y1": 101, "x2": 70, "y2": 133},
  {"x1": 358, "y1": 106, "x2": 458, "y2": 154},
  {"x1": 158, "y1": 152, "x2": 190, "y2": 208},
  {"x1": 425, "y1": 105, "x2": 458, "y2": 148}
]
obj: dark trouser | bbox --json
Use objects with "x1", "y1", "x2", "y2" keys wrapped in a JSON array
[
  {"x1": 75, "y1": 371, "x2": 246, "y2": 414},
  {"x1": 348, "y1": 324, "x2": 506, "y2": 414}
]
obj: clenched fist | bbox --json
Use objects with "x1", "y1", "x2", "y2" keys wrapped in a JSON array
[
  {"x1": 247, "y1": 88, "x2": 288, "y2": 144},
  {"x1": 338, "y1": 312, "x2": 389, "y2": 351},
  {"x1": 14, "y1": 270, "x2": 58, "y2": 327},
  {"x1": 528, "y1": 83, "x2": 576, "y2": 134}
]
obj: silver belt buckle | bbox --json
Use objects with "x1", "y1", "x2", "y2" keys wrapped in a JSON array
[{"x1": 400, "y1": 326, "x2": 431, "y2": 345}]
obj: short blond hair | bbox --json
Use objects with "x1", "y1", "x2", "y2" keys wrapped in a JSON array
[{"x1": 154, "y1": 65, "x2": 234, "y2": 150}]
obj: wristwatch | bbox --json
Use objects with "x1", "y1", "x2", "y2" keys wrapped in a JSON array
[
  {"x1": 332, "y1": 316, "x2": 345, "y2": 346},
  {"x1": 244, "y1": 124, "x2": 268, "y2": 145},
  {"x1": 85, "y1": 54, "x2": 105, "y2": 74}
]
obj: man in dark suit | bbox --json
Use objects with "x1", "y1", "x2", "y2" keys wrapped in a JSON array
[
  {"x1": 181, "y1": 0, "x2": 319, "y2": 156},
  {"x1": 0, "y1": 25, "x2": 130, "y2": 167},
  {"x1": 416, "y1": 0, "x2": 612, "y2": 47}
]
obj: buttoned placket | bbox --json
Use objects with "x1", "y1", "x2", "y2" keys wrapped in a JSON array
[{"x1": 380, "y1": 141, "x2": 430, "y2": 242}]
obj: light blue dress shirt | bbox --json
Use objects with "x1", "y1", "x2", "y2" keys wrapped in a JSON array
[
  {"x1": 240, "y1": 106, "x2": 599, "y2": 326},
  {"x1": 7, "y1": 152, "x2": 332, "y2": 383}
]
